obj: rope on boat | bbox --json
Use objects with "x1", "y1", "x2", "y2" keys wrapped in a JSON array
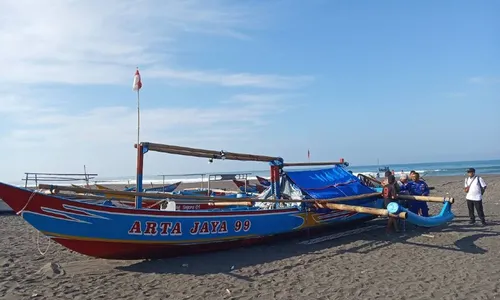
[
  {"x1": 18, "y1": 189, "x2": 41, "y2": 215},
  {"x1": 19, "y1": 190, "x2": 52, "y2": 256},
  {"x1": 36, "y1": 230, "x2": 51, "y2": 256}
]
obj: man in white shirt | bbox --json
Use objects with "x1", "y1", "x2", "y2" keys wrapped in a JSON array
[{"x1": 464, "y1": 168, "x2": 487, "y2": 225}]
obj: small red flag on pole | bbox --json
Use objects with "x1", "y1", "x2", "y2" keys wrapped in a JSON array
[{"x1": 132, "y1": 68, "x2": 142, "y2": 91}]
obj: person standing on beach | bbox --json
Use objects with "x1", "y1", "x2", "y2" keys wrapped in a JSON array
[
  {"x1": 383, "y1": 175, "x2": 399, "y2": 233},
  {"x1": 382, "y1": 170, "x2": 400, "y2": 193},
  {"x1": 408, "y1": 172, "x2": 430, "y2": 216},
  {"x1": 397, "y1": 174, "x2": 410, "y2": 208},
  {"x1": 464, "y1": 168, "x2": 487, "y2": 225}
]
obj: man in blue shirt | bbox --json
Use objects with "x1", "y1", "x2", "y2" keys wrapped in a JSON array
[{"x1": 407, "y1": 172, "x2": 430, "y2": 217}]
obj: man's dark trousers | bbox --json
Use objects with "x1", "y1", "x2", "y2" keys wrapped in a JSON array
[{"x1": 467, "y1": 199, "x2": 485, "y2": 223}]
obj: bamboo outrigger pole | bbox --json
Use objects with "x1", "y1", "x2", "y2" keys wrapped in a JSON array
[
  {"x1": 397, "y1": 194, "x2": 455, "y2": 204},
  {"x1": 316, "y1": 202, "x2": 407, "y2": 219},
  {"x1": 57, "y1": 192, "x2": 254, "y2": 207},
  {"x1": 38, "y1": 184, "x2": 454, "y2": 204},
  {"x1": 39, "y1": 184, "x2": 379, "y2": 203}
]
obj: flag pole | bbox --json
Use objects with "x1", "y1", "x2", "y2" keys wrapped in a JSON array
[
  {"x1": 133, "y1": 67, "x2": 143, "y2": 209},
  {"x1": 136, "y1": 88, "x2": 140, "y2": 152}
]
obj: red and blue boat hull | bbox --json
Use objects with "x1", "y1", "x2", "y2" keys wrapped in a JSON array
[{"x1": 0, "y1": 182, "x2": 383, "y2": 260}]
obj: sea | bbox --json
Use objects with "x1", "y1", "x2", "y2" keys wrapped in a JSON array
[{"x1": 15, "y1": 159, "x2": 500, "y2": 187}]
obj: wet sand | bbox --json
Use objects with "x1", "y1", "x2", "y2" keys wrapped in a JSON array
[{"x1": 1, "y1": 175, "x2": 500, "y2": 299}]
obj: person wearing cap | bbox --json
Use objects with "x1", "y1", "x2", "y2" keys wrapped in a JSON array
[{"x1": 464, "y1": 168, "x2": 487, "y2": 225}]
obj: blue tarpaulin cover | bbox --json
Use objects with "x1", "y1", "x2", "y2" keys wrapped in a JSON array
[{"x1": 284, "y1": 166, "x2": 376, "y2": 199}]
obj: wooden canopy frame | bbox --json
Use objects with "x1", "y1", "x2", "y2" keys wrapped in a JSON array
[{"x1": 133, "y1": 142, "x2": 348, "y2": 208}]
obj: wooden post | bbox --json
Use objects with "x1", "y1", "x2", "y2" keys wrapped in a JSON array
[
  {"x1": 136, "y1": 143, "x2": 144, "y2": 209},
  {"x1": 269, "y1": 165, "x2": 275, "y2": 197},
  {"x1": 272, "y1": 165, "x2": 281, "y2": 199}
]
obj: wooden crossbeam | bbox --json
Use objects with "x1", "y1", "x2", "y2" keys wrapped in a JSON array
[{"x1": 137, "y1": 142, "x2": 281, "y2": 163}]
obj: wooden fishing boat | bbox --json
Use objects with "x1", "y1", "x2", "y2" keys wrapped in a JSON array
[
  {"x1": 256, "y1": 175, "x2": 270, "y2": 187},
  {"x1": 172, "y1": 172, "x2": 255, "y2": 197},
  {"x1": 93, "y1": 182, "x2": 181, "y2": 200},
  {"x1": 232, "y1": 179, "x2": 267, "y2": 193},
  {"x1": 95, "y1": 181, "x2": 181, "y2": 193},
  {"x1": 0, "y1": 142, "x2": 455, "y2": 260},
  {"x1": 128, "y1": 182, "x2": 181, "y2": 193}
]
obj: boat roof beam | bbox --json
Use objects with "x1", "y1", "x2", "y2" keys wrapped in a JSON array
[
  {"x1": 137, "y1": 142, "x2": 282, "y2": 163},
  {"x1": 283, "y1": 161, "x2": 348, "y2": 167}
]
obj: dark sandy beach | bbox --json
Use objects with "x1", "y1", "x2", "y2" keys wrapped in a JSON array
[{"x1": 1, "y1": 175, "x2": 500, "y2": 299}]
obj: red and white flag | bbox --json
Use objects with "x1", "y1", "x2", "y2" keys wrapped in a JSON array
[{"x1": 132, "y1": 68, "x2": 142, "y2": 91}]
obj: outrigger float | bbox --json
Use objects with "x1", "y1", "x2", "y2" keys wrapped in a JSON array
[{"x1": 0, "y1": 142, "x2": 455, "y2": 260}]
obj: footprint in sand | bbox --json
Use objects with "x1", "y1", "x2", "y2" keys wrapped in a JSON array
[{"x1": 36, "y1": 262, "x2": 66, "y2": 279}]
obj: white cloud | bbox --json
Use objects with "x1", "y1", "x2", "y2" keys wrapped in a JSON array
[
  {"x1": 0, "y1": 0, "x2": 310, "y2": 88},
  {"x1": 0, "y1": 91, "x2": 301, "y2": 181},
  {"x1": 147, "y1": 69, "x2": 314, "y2": 89},
  {"x1": 0, "y1": 0, "x2": 313, "y2": 182}
]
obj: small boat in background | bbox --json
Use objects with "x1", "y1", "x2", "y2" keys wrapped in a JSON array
[
  {"x1": 232, "y1": 179, "x2": 267, "y2": 194},
  {"x1": 378, "y1": 166, "x2": 390, "y2": 173},
  {"x1": 94, "y1": 181, "x2": 181, "y2": 198},
  {"x1": 256, "y1": 175, "x2": 270, "y2": 187},
  {"x1": 126, "y1": 181, "x2": 181, "y2": 193}
]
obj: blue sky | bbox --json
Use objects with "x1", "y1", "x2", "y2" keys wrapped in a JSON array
[{"x1": 0, "y1": 0, "x2": 498, "y2": 181}]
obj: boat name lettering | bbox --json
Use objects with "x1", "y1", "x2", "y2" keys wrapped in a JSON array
[
  {"x1": 189, "y1": 219, "x2": 251, "y2": 235},
  {"x1": 128, "y1": 221, "x2": 183, "y2": 236},
  {"x1": 177, "y1": 204, "x2": 201, "y2": 210},
  {"x1": 127, "y1": 219, "x2": 252, "y2": 236}
]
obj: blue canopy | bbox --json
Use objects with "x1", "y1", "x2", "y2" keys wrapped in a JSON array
[{"x1": 284, "y1": 166, "x2": 375, "y2": 199}]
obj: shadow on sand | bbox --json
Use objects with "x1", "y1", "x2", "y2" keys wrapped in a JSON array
[{"x1": 116, "y1": 215, "x2": 500, "y2": 278}]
